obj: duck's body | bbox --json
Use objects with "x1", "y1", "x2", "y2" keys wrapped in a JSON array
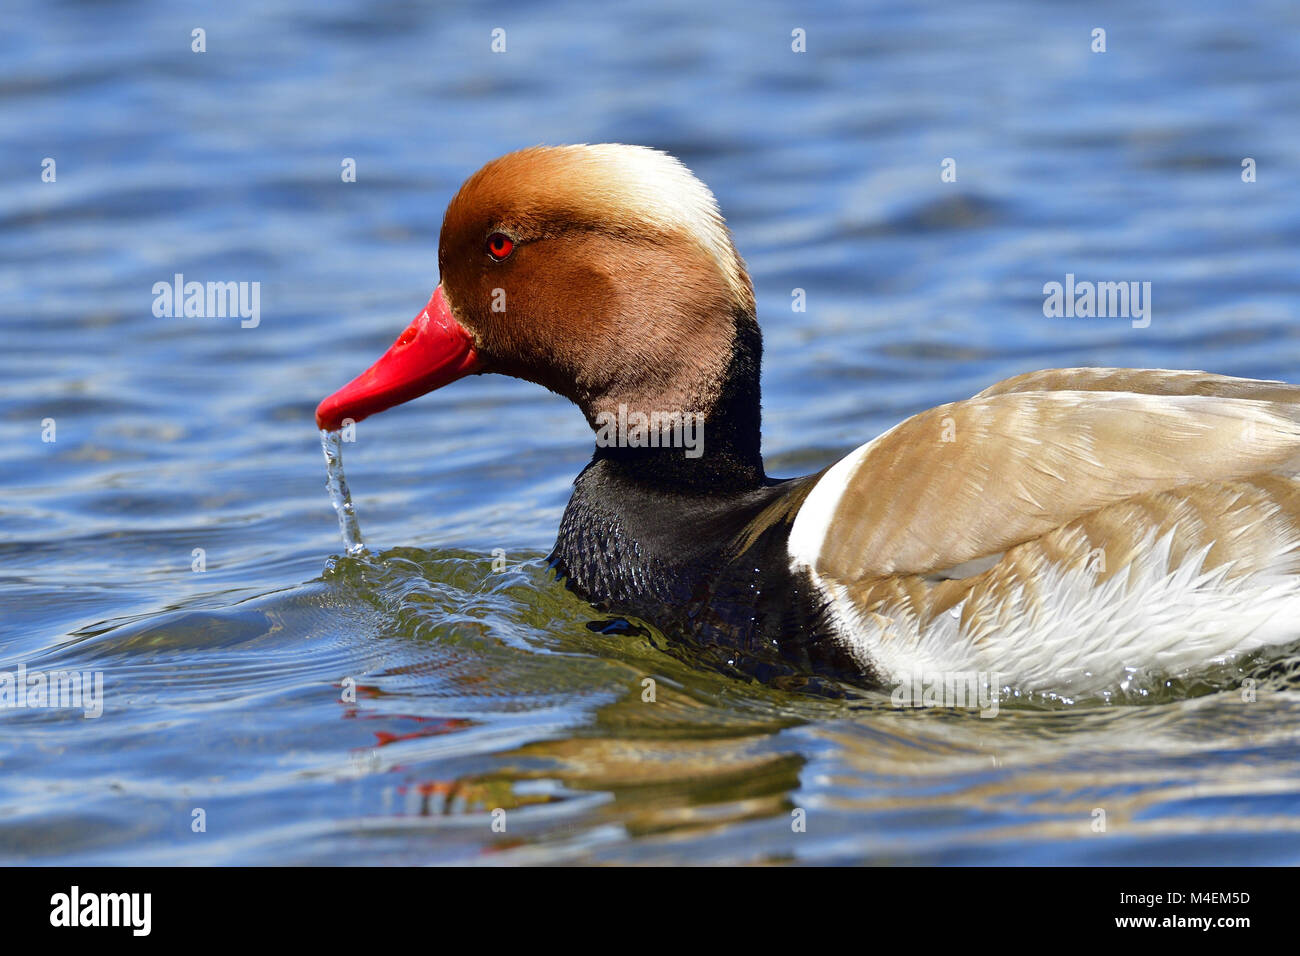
[
  {"x1": 317, "y1": 144, "x2": 1300, "y2": 694},
  {"x1": 552, "y1": 370, "x2": 1300, "y2": 693}
]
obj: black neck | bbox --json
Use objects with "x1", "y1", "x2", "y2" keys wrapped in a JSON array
[{"x1": 591, "y1": 311, "x2": 766, "y2": 493}]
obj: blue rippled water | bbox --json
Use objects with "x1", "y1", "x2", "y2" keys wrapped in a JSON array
[{"x1": 2, "y1": 0, "x2": 1299, "y2": 864}]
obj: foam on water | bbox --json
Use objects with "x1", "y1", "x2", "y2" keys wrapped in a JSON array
[{"x1": 321, "y1": 428, "x2": 366, "y2": 555}]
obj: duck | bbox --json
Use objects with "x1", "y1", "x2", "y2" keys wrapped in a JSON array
[{"x1": 317, "y1": 143, "x2": 1300, "y2": 696}]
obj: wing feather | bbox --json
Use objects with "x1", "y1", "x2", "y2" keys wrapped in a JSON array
[
  {"x1": 791, "y1": 382, "x2": 1300, "y2": 580},
  {"x1": 975, "y1": 367, "x2": 1300, "y2": 402}
]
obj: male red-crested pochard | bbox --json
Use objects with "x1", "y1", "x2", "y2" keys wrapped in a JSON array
[{"x1": 317, "y1": 143, "x2": 1300, "y2": 694}]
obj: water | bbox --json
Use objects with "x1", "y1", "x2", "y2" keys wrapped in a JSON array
[
  {"x1": 3, "y1": 0, "x2": 1300, "y2": 864},
  {"x1": 321, "y1": 429, "x2": 365, "y2": 556}
]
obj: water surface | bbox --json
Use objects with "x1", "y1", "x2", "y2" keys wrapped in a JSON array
[{"x1": 2, "y1": 0, "x2": 1300, "y2": 864}]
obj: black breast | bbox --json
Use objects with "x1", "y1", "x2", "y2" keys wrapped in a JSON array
[{"x1": 546, "y1": 458, "x2": 873, "y2": 689}]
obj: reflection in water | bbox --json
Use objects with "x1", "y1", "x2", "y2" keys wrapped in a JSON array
[{"x1": 311, "y1": 551, "x2": 1300, "y2": 863}]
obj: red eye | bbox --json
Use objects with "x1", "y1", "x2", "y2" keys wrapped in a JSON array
[{"x1": 486, "y1": 232, "x2": 514, "y2": 260}]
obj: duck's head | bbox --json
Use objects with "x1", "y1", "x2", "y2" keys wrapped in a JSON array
[{"x1": 316, "y1": 144, "x2": 764, "y2": 481}]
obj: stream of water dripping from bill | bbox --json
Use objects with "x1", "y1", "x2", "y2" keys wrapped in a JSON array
[{"x1": 321, "y1": 428, "x2": 366, "y2": 555}]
